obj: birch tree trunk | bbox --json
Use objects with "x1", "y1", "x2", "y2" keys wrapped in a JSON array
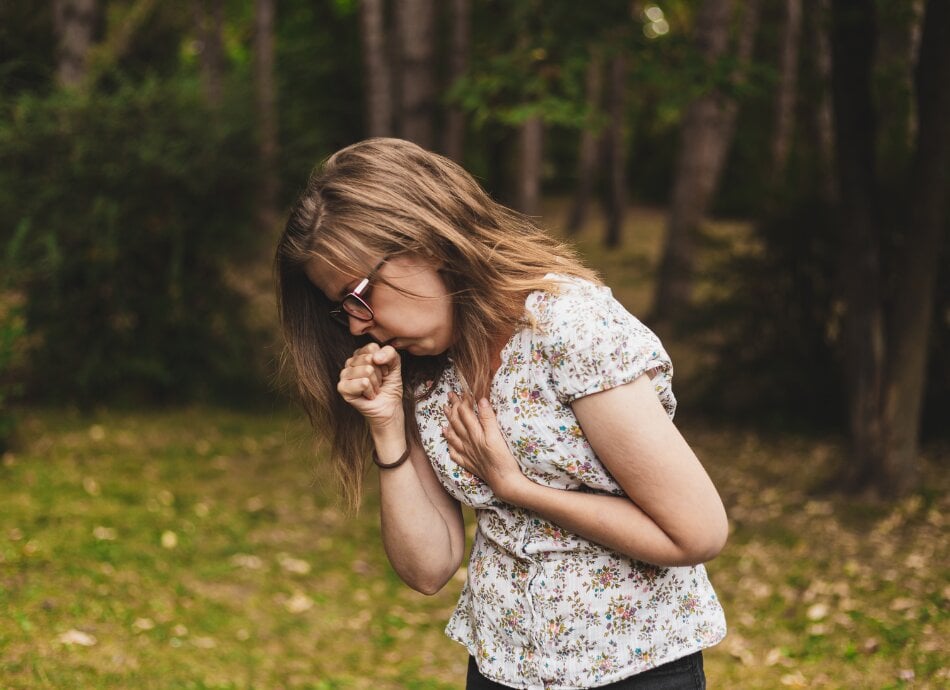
[
  {"x1": 566, "y1": 50, "x2": 604, "y2": 236},
  {"x1": 52, "y1": 0, "x2": 96, "y2": 88},
  {"x1": 881, "y1": 0, "x2": 950, "y2": 496},
  {"x1": 396, "y1": 0, "x2": 436, "y2": 149},
  {"x1": 360, "y1": 0, "x2": 393, "y2": 137},
  {"x1": 653, "y1": 0, "x2": 760, "y2": 321},
  {"x1": 254, "y1": 0, "x2": 280, "y2": 232},
  {"x1": 517, "y1": 116, "x2": 543, "y2": 216},
  {"x1": 442, "y1": 0, "x2": 470, "y2": 162}
]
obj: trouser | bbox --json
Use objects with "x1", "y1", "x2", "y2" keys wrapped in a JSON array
[{"x1": 466, "y1": 651, "x2": 706, "y2": 690}]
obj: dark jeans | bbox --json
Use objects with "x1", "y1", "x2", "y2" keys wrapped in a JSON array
[{"x1": 466, "y1": 651, "x2": 706, "y2": 690}]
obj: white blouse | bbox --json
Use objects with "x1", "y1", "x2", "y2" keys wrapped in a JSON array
[{"x1": 414, "y1": 276, "x2": 726, "y2": 690}]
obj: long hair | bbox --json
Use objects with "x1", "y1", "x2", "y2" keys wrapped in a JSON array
[{"x1": 275, "y1": 138, "x2": 599, "y2": 508}]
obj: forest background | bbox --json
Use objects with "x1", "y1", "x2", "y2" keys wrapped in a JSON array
[{"x1": 0, "y1": 0, "x2": 947, "y2": 688}]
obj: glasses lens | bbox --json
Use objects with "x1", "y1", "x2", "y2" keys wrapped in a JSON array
[
  {"x1": 341, "y1": 295, "x2": 373, "y2": 320},
  {"x1": 329, "y1": 308, "x2": 349, "y2": 326}
]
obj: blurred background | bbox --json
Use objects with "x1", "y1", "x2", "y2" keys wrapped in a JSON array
[{"x1": 0, "y1": 1, "x2": 947, "y2": 688}]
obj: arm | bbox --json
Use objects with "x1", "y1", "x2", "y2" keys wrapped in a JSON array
[
  {"x1": 443, "y1": 376, "x2": 727, "y2": 567},
  {"x1": 340, "y1": 344, "x2": 465, "y2": 594}
]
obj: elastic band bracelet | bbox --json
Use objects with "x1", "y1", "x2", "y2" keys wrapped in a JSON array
[{"x1": 372, "y1": 444, "x2": 411, "y2": 469}]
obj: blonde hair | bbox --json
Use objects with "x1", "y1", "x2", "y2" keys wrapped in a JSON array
[{"x1": 275, "y1": 138, "x2": 598, "y2": 508}]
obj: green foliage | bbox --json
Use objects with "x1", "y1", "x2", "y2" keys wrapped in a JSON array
[
  {"x1": 685, "y1": 199, "x2": 845, "y2": 430},
  {"x1": 0, "y1": 77, "x2": 263, "y2": 403},
  {"x1": 276, "y1": 0, "x2": 363, "y2": 198}
]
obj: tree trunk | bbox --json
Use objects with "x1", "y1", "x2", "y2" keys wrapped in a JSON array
[
  {"x1": 566, "y1": 49, "x2": 605, "y2": 236},
  {"x1": 770, "y1": 0, "x2": 802, "y2": 188},
  {"x1": 875, "y1": 0, "x2": 925, "y2": 168},
  {"x1": 881, "y1": 0, "x2": 950, "y2": 496},
  {"x1": 653, "y1": 0, "x2": 760, "y2": 321},
  {"x1": 360, "y1": 0, "x2": 393, "y2": 137},
  {"x1": 517, "y1": 116, "x2": 543, "y2": 216},
  {"x1": 194, "y1": 0, "x2": 225, "y2": 107},
  {"x1": 254, "y1": 0, "x2": 280, "y2": 233},
  {"x1": 810, "y1": 0, "x2": 837, "y2": 201},
  {"x1": 604, "y1": 52, "x2": 627, "y2": 249},
  {"x1": 441, "y1": 0, "x2": 470, "y2": 161},
  {"x1": 830, "y1": 0, "x2": 886, "y2": 492},
  {"x1": 53, "y1": 0, "x2": 97, "y2": 88},
  {"x1": 396, "y1": 0, "x2": 436, "y2": 149}
]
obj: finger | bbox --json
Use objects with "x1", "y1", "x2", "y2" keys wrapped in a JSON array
[
  {"x1": 372, "y1": 345, "x2": 400, "y2": 369},
  {"x1": 456, "y1": 393, "x2": 484, "y2": 441},
  {"x1": 441, "y1": 423, "x2": 461, "y2": 452},
  {"x1": 357, "y1": 342, "x2": 380, "y2": 356},
  {"x1": 444, "y1": 399, "x2": 470, "y2": 442},
  {"x1": 337, "y1": 377, "x2": 377, "y2": 400},
  {"x1": 340, "y1": 366, "x2": 382, "y2": 396},
  {"x1": 477, "y1": 398, "x2": 498, "y2": 432}
]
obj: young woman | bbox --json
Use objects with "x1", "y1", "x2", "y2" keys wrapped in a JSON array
[{"x1": 276, "y1": 138, "x2": 727, "y2": 690}]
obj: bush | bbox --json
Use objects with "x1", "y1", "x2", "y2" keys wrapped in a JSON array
[
  {"x1": 0, "y1": 78, "x2": 265, "y2": 404},
  {"x1": 684, "y1": 198, "x2": 845, "y2": 430}
]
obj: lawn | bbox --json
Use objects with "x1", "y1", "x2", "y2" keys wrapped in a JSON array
[{"x1": 1, "y1": 407, "x2": 946, "y2": 689}]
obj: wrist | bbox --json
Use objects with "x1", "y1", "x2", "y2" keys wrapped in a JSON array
[
  {"x1": 495, "y1": 471, "x2": 536, "y2": 507},
  {"x1": 369, "y1": 412, "x2": 406, "y2": 442}
]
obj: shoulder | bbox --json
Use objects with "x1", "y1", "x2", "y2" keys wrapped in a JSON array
[
  {"x1": 526, "y1": 275, "x2": 615, "y2": 331},
  {"x1": 525, "y1": 275, "x2": 676, "y2": 410},
  {"x1": 527, "y1": 274, "x2": 653, "y2": 350}
]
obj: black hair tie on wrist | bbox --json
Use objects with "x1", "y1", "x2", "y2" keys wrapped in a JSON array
[{"x1": 372, "y1": 444, "x2": 410, "y2": 469}]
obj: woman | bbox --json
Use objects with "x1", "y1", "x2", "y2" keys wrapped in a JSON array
[{"x1": 275, "y1": 138, "x2": 727, "y2": 689}]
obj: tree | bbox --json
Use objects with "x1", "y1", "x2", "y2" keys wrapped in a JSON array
[
  {"x1": 830, "y1": 0, "x2": 950, "y2": 495},
  {"x1": 53, "y1": 0, "x2": 97, "y2": 88},
  {"x1": 653, "y1": 0, "x2": 761, "y2": 322},
  {"x1": 254, "y1": 0, "x2": 280, "y2": 233},
  {"x1": 360, "y1": 0, "x2": 393, "y2": 137},
  {"x1": 396, "y1": 0, "x2": 436, "y2": 148},
  {"x1": 770, "y1": 0, "x2": 802, "y2": 189},
  {"x1": 442, "y1": 0, "x2": 470, "y2": 161},
  {"x1": 194, "y1": 0, "x2": 225, "y2": 107},
  {"x1": 830, "y1": 0, "x2": 885, "y2": 491},
  {"x1": 516, "y1": 116, "x2": 543, "y2": 216},
  {"x1": 603, "y1": 51, "x2": 627, "y2": 248},
  {"x1": 565, "y1": 47, "x2": 605, "y2": 236}
]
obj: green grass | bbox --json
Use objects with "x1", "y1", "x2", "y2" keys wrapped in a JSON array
[{"x1": 1, "y1": 408, "x2": 946, "y2": 689}]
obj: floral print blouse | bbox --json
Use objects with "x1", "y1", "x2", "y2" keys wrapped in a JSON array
[{"x1": 414, "y1": 276, "x2": 726, "y2": 690}]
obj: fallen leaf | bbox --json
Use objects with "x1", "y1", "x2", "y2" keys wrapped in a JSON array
[
  {"x1": 806, "y1": 603, "x2": 829, "y2": 621},
  {"x1": 59, "y1": 629, "x2": 97, "y2": 646},
  {"x1": 93, "y1": 526, "x2": 116, "y2": 541},
  {"x1": 278, "y1": 554, "x2": 311, "y2": 575},
  {"x1": 780, "y1": 671, "x2": 807, "y2": 687},
  {"x1": 285, "y1": 592, "x2": 313, "y2": 613},
  {"x1": 132, "y1": 618, "x2": 155, "y2": 632},
  {"x1": 229, "y1": 553, "x2": 263, "y2": 570}
]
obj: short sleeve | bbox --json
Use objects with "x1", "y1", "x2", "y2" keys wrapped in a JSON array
[{"x1": 535, "y1": 278, "x2": 677, "y2": 416}]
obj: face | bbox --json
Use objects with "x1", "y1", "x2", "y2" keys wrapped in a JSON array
[{"x1": 304, "y1": 253, "x2": 455, "y2": 357}]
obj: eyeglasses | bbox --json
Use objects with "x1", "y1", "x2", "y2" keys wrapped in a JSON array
[{"x1": 329, "y1": 258, "x2": 387, "y2": 326}]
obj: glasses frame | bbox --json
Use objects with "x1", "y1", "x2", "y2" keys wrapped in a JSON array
[{"x1": 329, "y1": 258, "x2": 388, "y2": 327}]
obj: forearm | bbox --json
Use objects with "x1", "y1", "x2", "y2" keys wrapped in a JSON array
[
  {"x1": 505, "y1": 480, "x2": 724, "y2": 567},
  {"x1": 373, "y1": 420, "x2": 465, "y2": 594}
]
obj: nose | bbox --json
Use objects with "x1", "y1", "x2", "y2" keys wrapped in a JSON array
[{"x1": 348, "y1": 315, "x2": 374, "y2": 337}]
